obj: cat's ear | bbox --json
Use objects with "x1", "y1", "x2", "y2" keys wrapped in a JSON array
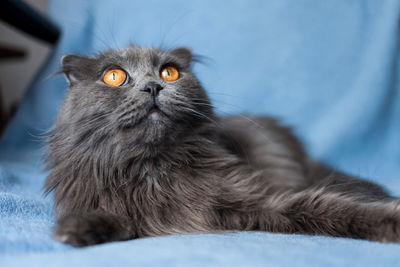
[
  {"x1": 170, "y1": 47, "x2": 192, "y2": 67},
  {"x1": 60, "y1": 54, "x2": 96, "y2": 85}
]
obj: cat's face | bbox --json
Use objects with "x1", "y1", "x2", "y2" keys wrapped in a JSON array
[{"x1": 58, "y1": 46, "x2": 212, "y2": 144}]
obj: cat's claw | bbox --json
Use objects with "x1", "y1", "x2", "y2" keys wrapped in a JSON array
[{"x1": 53, "y1": 233, "x2": 69, "y2": 243}]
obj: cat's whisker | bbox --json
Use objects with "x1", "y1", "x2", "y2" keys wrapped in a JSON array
[
  {"x1": 177, "y1": 106, "x2": 254, "y2": 165},
  {"x1": 166, "y1": 93, "x2": 276, "y2": 147},
  {"x1": 190, "y1": 101, "x2": 275, "y2": 145}
]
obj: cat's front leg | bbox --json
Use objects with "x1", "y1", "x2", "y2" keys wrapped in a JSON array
[{"x1": 54, "y1": 212, "x2": 133, "y2": 247}]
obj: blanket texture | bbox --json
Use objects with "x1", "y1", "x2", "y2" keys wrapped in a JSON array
[{"x1": 1, "y1": 0, "x2": 399, "y2": 266}]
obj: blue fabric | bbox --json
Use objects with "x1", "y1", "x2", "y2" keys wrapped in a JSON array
[{"x1": 1, "y1": 0, "x2": 400, "y2": 266}]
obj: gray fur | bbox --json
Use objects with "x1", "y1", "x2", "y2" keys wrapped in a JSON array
[{"x1": 45, "y1": 45, "x2": 400, "y2": 247}]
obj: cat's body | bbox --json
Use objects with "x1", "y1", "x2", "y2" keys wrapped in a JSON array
[{"x1": 46, "y1": 45, "x2": 400, "y2": 247}]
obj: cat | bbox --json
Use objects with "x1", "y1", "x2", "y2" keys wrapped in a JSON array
[{"x1": 45, "y1": 45, "x2": 400, "y2": 247}]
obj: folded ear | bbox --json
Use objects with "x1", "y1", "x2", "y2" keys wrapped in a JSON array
[
  {"x1": 170, "y1": 47, "x2": 192, "y2": 67},
  {"x1": 60, "y1": 54, "x2": 96, "y2": 85}
]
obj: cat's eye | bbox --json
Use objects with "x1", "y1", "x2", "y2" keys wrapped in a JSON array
[
  {"x1": 103, "y1": 69, "x2": 128, "y2": 87},
  {"x1": 160, "y1": 66, "x2": 179, "y2": 82}
]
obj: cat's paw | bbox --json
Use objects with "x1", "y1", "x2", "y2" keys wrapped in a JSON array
[
  {"x1": 54, "y1": 213, "x2": 130, "y2": 247},
  {"x1": 371, "y1": 202, "x2": 400, "y2": 243}
]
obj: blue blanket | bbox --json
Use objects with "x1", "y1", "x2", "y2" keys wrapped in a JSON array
[{"x1": 1, "y1": 0, "x2": 400, "y2": 266}]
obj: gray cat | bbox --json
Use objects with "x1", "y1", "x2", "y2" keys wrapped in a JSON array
[{"x1": 45, "y1": 45, "x2": 400, "y2": 247}]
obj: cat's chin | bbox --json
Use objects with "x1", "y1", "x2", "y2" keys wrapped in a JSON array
[{"x1": 147, "y1": 107, "x2": 164, "y2": 121}]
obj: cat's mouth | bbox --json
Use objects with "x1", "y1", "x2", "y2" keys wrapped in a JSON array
[
  {"x1": 117, "y1": 101, "x2": 171, "y2": 130},
  {"x1": 147, "y1": 104, "x2": 167, "y2": 121},
  {"x1": 149, "y1": 106, "x2": 160, "y2": 114}
]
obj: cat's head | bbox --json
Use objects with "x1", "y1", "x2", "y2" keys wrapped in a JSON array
[{"x1": 58, "y1": 45, "x2": 213, "y2": 145}]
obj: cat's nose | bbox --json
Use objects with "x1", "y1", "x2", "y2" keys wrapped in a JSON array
[{"x1": 140, "y1": 82, "x2": 163, "y2": 97}]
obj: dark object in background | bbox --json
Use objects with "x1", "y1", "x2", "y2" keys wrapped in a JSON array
[
  {"x1": 0, "y1": 0, "x2": 61, "y2": 134},
  {"x1": 0, "y1": 0, "x2": 60, "y2": 44},
  {"x1": 0, "y1": 44, "x2": 26, "y2": 59},
  {"x1": 0, "y1": 88, "x2": 5, "y2": 134},
  {"x1": 0, "y1": 45, "x2": 25, "y2": 134}
]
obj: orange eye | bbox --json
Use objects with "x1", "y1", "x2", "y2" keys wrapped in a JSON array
[
  {"x1": 160, "y1": 66, "x2": 179, "y2": 82},
  {"x1": 103, "y1": 69, "x2": 127, "y2": 87}
]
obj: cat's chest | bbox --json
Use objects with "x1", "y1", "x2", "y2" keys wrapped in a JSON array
[
  {"x1": 118, "y1": 168, "x2": 218, "y2": 235},
  {"x1": 103, "y1": 163, "x2": 218, "y2": 216}
]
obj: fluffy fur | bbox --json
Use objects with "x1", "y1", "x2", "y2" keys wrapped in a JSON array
[{"x1": 45, "y1": 45, "x2": 400, "y2": 247}]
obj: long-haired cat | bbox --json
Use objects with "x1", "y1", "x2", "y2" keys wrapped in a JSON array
[{"x1": 45, "y1": 45, "x2": 400, "y2": 247}]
